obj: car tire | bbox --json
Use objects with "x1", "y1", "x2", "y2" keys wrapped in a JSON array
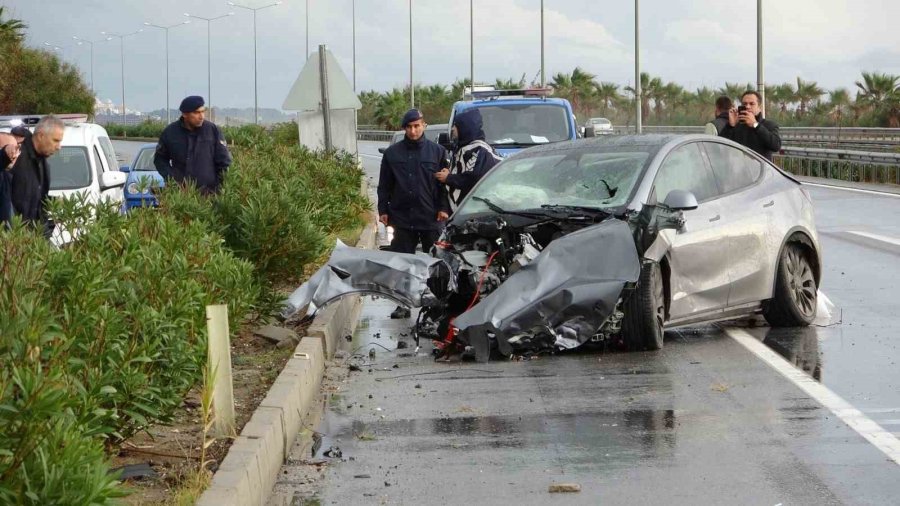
[
  {"x1": 622, "y1": 261, "x2": 665, "y2": 351},
  {"x1": 763, "y1": 242, "x2": 817, "y2": 327}
]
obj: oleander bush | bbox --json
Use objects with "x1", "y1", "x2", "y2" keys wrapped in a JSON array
[{"x1": 0, "y1": 125, "x2": 366, "y2": 503}]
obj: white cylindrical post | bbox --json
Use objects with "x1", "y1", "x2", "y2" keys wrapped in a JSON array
[{"x1": 206, "y1": 304, "x2": 235, "y2": 438}]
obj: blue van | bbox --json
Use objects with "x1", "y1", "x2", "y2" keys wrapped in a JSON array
[{"x1": 445, "y1": 89, "x2": 577, "y2": 158}]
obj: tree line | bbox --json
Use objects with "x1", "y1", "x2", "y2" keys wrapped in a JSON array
[
  {"x1": 0, "y1": 7, "x2": 95, "y2": 115},
  {"x1": 358, "y1": 68, "x2": 900, "y2": 131}
]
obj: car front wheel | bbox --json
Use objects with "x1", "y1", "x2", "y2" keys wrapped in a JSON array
[
  {"x1": 763, "y1": 242, "x2": 817, "y2": 327},
  {"x1": 622, "y1": 261, "x2": 665, "y2": 351}
]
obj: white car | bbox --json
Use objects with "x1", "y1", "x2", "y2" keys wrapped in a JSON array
[
  {"x1": 586, "y1": 117, "x2": 614, "y2": 135},
  {"x1": 0, "y1": 114, "x2": 127, "y2": 246}
]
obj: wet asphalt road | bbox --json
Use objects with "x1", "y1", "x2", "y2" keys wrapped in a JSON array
[{"x1": 266, "y1": 141, "x2": 900, "y2": 505}]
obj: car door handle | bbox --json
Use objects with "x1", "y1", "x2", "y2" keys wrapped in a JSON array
[
  {"x1": 708, "y1": 214, "x2": 721, "y2": 222},
  {"x1": 763, "y1": 200, "x2": 775, "y2": 208}
]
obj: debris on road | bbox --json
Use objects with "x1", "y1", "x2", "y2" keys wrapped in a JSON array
[{"x1": 548, "y1": 483, "x2": 582, "y2": 493}]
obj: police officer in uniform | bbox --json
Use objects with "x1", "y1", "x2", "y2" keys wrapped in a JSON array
[
  {"x1": 377, "y1": 109, "x2": 451, "y2": 318},
  {"x1": 154, "y1": 96, "x2": 232, "y2": 195}
]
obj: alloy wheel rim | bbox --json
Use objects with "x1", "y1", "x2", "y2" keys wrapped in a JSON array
[{"x1": 786, "y1": 248, "x2": 816, "y2": 317}]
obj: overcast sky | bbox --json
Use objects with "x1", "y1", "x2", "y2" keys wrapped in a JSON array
[{"x1": 6, "y1": 0, "x2": 899, "y2": 112}]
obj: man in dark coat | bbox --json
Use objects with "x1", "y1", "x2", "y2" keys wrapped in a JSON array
[
  {"x1": 377, "y1": 108, "x2": 451, "y2": 318},
  {"x1": 9, "y1": 116, "x2": 64, "y2": 235},
  {"x1": 436, "y1": 108, "x2": 502, "y2": 201},
  {"x1": 720, "y1": 90, "x2": 782, "y2": 161},
  {"x1": 704, "y1": 95, "x2": 733, "y2": 136},
  {"x1": 154, "y1": 95, "x2": 232, "y2": 195}
]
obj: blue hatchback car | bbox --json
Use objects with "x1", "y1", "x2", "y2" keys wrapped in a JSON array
[{"x1": 121, "y1": 143, "x2": 164, "y2": 210}]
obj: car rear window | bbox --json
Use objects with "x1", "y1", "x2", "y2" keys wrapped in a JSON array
[
  {"x1": 703, "y1": 142, "x2": 762, "y2": 194},
  {"x1": 476, "y1": 103, "x2": 571, "y2": 145},
  {"x1": 48, "y1": 146, "x2": 92, "y2": 190}
]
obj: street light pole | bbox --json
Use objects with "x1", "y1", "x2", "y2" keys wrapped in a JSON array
[
  {"x1": 72, "y1": 36, "x2": 96, "y2": 95},
  {"x1": 470, "y1": 0, "x2": 474, "y2": 91},
  {"x1": 306, "y1": 0, "x2": 309, "y2": 61},
  {"x1": 634, "y1": 0, "x2": 641, "y2": 134},
  {"x1": 102, "y1": 29, "x2": 143, "y2": 126},
  {"x1": 352, "y1": 0, "x2": 356, "y2": 92},
  {"x1": 229, "y1": 1, "x2": 282, "y2": 125},
  {"x1": 409, "y1": 0, "x2": 414, "y2": 108},
  {"x1": 757, "y1": 0, "x2": 766, "y2": 117},
  {"x1": 540, "y1": 0, "x2": 545, "y2": 88},
  {"x1": 185, "y1": 12, "x2": 235, "y2": 121},
  {"x1": 144, "y1": 20, "x2": 190, "y2": 124}
]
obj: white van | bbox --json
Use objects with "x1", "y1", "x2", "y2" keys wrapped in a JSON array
[{"x1": 0, "y1": 114, "x2": 127, "y2": 245}]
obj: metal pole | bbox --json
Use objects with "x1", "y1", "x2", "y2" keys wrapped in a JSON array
[
  {"x1": 319, "y1": 44, "x2": 333, "y2": 151},
  {"x1": 207, "y1": 21, "x2": 211, "y2": 118},
  {"x1": 352, "y1": 0, "x2": 356, "y2": 92},
  {"x1": 470, "y1": 0, "x2": 473, "y2": 90},
  {"x1": 89, "y1": 43, "x2": 94, "y2": 95},
  {"x1": 757, "y1": 0, "x2": 766, "y2": 117},
  {"x1": 634, "y1": 0, "x2": 641, "y2": 134},
  {"x1": 306, "y1": 0, "x2": 309, "y2": 61},
  {"x1": 120, "y1": 38, "x2": 126, "y2": 126},
  {"x1": 409, "y1": 0, "x2": 414, "y2": 108},
  {"x1": 540, "y1": 0, "x2": 545, "y2": 88},
  {"x1": 165, "y1": 29, "x2": 170, "y2": 123},
  {"x1": 253, "y1": 9, "x2": 258, "y2": 123}
]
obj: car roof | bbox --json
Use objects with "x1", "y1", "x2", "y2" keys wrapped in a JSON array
[{"x1": 59, "y1": 123, "x2": 111, "y2": 148}]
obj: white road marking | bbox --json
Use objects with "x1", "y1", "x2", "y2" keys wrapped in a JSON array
[
  {"x1": 846, "y1": 231, "x2": 900, "y2": 248},
  {"x1": 360, "y1": 153, "x2": 382, "y2": 159},
  {"x1": 803, "y1": 182, "x2": 900, "y2": 199},
  {"x1": 726, "y1": 328, "x2": 900, "y2": 466}
]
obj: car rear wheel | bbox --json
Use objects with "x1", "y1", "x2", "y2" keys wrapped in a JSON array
[
  {"x1": 622, "y1": 261, "x2": 665, "y2": 351},
  {"x1": 763, "y1": 242, "x2": 817, "y2": 327}
]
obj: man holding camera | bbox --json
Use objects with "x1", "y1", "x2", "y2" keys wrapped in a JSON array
[{"x1": 720, "y1": 90, "x2": 781, "y2": 161}]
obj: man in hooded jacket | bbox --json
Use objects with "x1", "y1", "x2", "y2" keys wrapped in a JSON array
[{"x1": 435, "y1": 108, "x2": 502, "y2": 202}]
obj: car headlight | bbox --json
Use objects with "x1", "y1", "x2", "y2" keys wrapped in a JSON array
[{"x1": 127, "y1": 182, "x2": 140, "y2": 195}]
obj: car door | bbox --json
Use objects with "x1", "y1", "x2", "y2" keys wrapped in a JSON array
[
  {"x1": 650, "y1": 142, "x2": 731, "y2": 320},
  {"x1": 701, "y1": 141, "x2": 770, "y2": 307}
]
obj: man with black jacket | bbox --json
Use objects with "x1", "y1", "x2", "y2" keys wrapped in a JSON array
[
  {"x1": 377, "y1": 108, "x2": 451, "y2": 318},
  {"x1": 154, "y1": 96, "x2": 232, "y2": 195},
  {"x1": 720, "y1": 90, "x2": 782, "y2": 161},
  {"x1": 704, "y1": 96, "x2": 733, "y2": 136},
  {"x1": 9, "y1": 116, "x2": 64, "y2": 236}
]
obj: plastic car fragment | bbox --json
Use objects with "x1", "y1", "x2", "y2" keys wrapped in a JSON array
[{"x1": 281, "y1": 240, "x2": 454, "y2": 319}]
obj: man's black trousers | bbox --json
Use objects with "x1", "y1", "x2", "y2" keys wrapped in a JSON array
[{"x1": 390, "y1": 227, "x2": 440, "y2": 254}]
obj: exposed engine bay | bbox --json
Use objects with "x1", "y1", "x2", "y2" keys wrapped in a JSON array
[{"x1": 283, "y1": 204, "x2": 686, "y2": 362}]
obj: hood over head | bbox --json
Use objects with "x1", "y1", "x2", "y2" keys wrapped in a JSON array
[{"x1": 453, "y1": 108, "x2": 486, "y2": 145}]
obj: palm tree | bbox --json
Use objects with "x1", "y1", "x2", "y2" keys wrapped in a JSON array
[
  {"x1": 717, "y1": 82, "x2": 752, "y2": 103},
  {"x1": 550, "y1": 67, "x2": 596, "y2": 118},
  {"x1": 373, "y1": 89, "x2": 409, "y2": 130},
  {"x1": 624, "y1": 72, "x2": 659, "y2": 123},
  {"x1": 768, "y1": 83, "x2": 796, "y2": 116},
  {"x1": 855, "y1": 71, "x2": 900, "y2": 126},
  {"x1": 594, "y1": 82, "x2": 621, "y2": 115},
  {"x1": 827, "y1": 88, "x2": 851, "y2": 125},
  {"x1": 494, "y1": 75, "x2": 526, "y2": 90},
  {"x1": 0, "y1": 7, "x2": 27, "y2": 45},
  {"x1": 794, "y1": 77, "x2": 825, "y2": 117}
]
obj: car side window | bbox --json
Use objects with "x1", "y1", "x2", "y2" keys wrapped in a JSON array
[
  {"x1": 653, "y1": 143, "x2": 719, "y2": 204},
  {"x1": 98, "y1": 136, "x2": 118, "y2": 173},
  {"x1": 703, "y1": 142, "x2": 762, "y2": 194}
]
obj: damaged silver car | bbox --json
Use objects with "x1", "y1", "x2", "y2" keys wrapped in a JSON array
[{"x1": 285, "y1": 135, "x2": 821, "y2": 361}]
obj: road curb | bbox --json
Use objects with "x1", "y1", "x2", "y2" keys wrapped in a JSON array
[{"x1": 197, "y1": 177, "x2": 375, "y2": 506}]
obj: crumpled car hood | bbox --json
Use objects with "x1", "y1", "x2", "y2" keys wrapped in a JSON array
[
  {"x1": 453, "y1": 219, "x2": 641, "y2": 357},
  {"x1": 282, "y1": 239, "x2": 453, "y2": 318}
]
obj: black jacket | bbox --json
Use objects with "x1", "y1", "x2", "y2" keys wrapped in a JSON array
[
  {"x1": 446, "y1": 109, "x2": 501, "y2": 201},
  {"x1": 9, "y1": 135, "x2": 51, "y2": 226},
  {"x1": 154, "y1": 118, "x2": 232, "y2": 194},
  {"x1": 377, "y1": 135, "x2": 451, "y2": 231},
  {"x1": 720, "y1": 114, "x2": 782, "y2": 161}
]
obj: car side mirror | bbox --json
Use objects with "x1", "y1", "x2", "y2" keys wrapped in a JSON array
[
  {"x1": 662, "y1": 189, "x2": 699, "y2": 210},
  {"x1": 584, "y1": 125, "x2": 596, "y2": 138},
  {"x1": 377, "y1": 147, "x2": 386, "y2": 154},
  {"x1": 100, "y1": 171, "x2": 127, "y2": 190},
  {"x1": 119, "y1": 165, "x2": 130, "y2": 173},
  {"x1": 437, "y1": 132, "x2": 452, "y2": 149}
]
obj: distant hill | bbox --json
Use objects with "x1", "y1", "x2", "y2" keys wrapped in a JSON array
[{"x1": 142, "y1": 107, "x2": 295, "y2": 126}]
